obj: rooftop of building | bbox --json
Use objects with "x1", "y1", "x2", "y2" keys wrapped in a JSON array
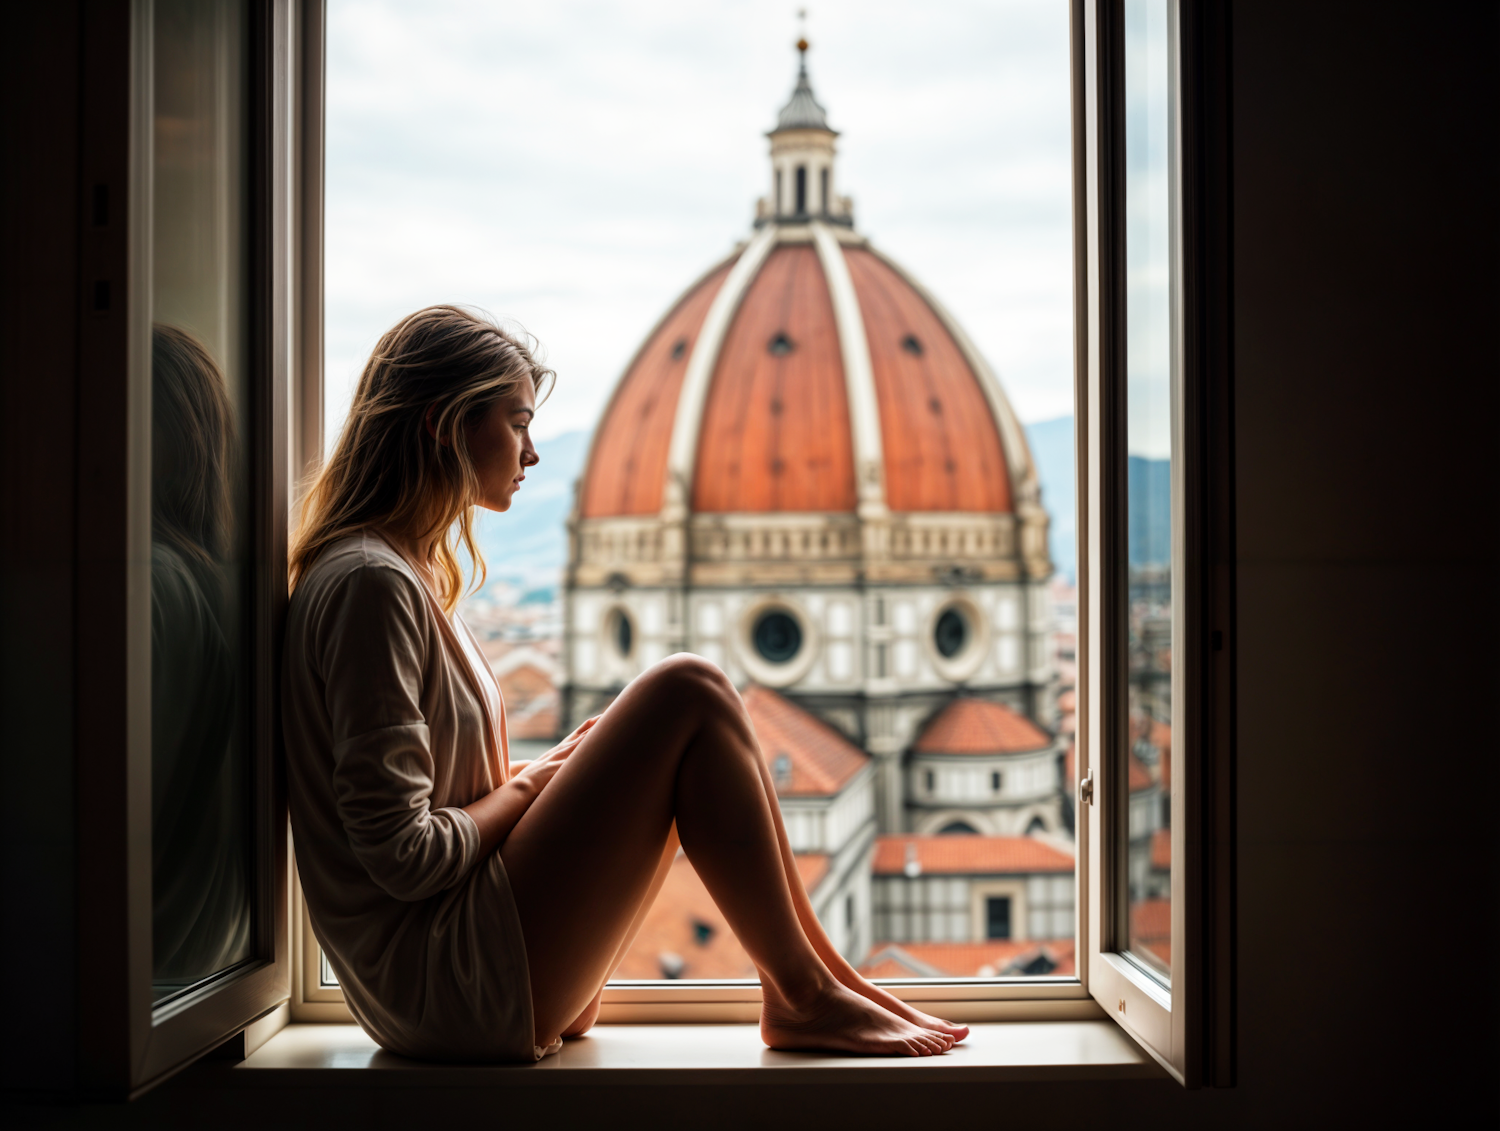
[
  {"x1": 857, "y1": 939, "x2": 1076, "y2": 979},
  {"x1": 743, "y1": 684, "x2": 870, "y2": 797},
  {"x1": 913, "y1": 697, "x2": 1054, "y2": 756},
  {"x1": 873, "y1": 834, "x2": 1075, "y2": 876}
]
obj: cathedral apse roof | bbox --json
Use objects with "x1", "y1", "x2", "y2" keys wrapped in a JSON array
[{"x1": 913, "y1": 697, "x2": 1053, "y2": 756}]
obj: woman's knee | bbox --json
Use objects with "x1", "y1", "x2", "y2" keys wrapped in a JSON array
[{"x1": 646, "y1": 652, "x2": 736, "y2": 706}]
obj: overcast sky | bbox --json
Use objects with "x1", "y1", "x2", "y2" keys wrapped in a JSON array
[{"x1": 324, "y1": 0, "x2": 1075, "y2": 446}]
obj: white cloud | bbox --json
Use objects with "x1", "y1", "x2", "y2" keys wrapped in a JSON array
[{"x1": 325, "y1": 0, "x2": 1075, "y2": 443}]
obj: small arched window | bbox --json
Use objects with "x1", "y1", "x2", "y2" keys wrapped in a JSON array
[
  {"x1": 820, "y1": 166, "x2": 829, "y2": 212},
  {"x1": 795, "y1": 165, "x2": 807, "y2": 213},
  {"x1": 610, "y1": 608, "x2": 633, "y2": 657}
]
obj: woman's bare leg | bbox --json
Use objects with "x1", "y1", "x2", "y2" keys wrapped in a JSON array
[
  {"x1": 745, "y1": 753, "x2": 970, "y2": 1041},
  {"x1": 500, "y1": 655, "x2": 953, "y2": 1056},
  {"x1": 559, "y1": 825, "x2": 680, "y2": 1039}
]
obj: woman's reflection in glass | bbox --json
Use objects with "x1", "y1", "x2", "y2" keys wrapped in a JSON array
[{"x1": 151, "y1": 323, "x2": 251, "y2": 997}]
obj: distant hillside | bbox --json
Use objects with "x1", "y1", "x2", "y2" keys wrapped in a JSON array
[
  {"x1": 1128, "y1": 454, "x2": 1171, "y2": 568},
  {"x1": 468, "y1": 429, "x2": 590, "y2": 590},
  {"x1": 465, "y1": 418, "x2": 1164, "y2": 592},
  {"x1": 1023, "y1": 416, "x2": 1076, "y2": 582},
  {"x1": 1019, "y1": 418, "x2": 1170, "y2": 580}
]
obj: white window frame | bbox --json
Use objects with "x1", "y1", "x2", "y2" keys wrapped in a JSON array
[{"x1": 1076, "y1": 0, "x2": 1234, "y2": 1087}]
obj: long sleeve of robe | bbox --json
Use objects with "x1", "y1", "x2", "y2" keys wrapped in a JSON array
[{"x1": 283, "y1": 531, "x2": 560, "y2": 1062}]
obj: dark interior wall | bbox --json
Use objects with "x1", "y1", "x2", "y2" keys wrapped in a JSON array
[
  {"x1": 1, "y1": 1, "x2": 81, "y2": 1097},
  {"x1": 1227, "y1": 1, "x2": 1498, "y2": 1125},
  {"x1": 2, "y1": 1, "x2": 1495, "y2": 1127}
]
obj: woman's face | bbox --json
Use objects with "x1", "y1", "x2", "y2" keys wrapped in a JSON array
[{"x1": 465, "y1": 382, "x2": 538, "y2": 513}]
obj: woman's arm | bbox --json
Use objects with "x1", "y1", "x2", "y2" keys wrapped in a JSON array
[{"x1": 463, "y1": 717, "x2": 598, "y2": 857}]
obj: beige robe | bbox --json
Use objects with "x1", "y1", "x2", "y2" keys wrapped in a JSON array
[{"x1": 283, "y1": 531, "x2": 559, "y2": 1062}]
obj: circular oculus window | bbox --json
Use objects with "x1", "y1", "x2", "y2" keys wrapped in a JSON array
[
  {"x1": 753, "y1": 610, "x2": 802, "y2": 664},
  {"x1": 927, "y1": 595, "x2": 990, "y2": 683},
  {"x1": 934, "y1": 607, "x2": 968, "y2": 658}
]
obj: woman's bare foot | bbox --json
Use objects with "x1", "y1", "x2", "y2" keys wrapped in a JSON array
[
  {"x1": 834, "y1": 974, "x2": 970, "y2": 1042},
  {"x1": 760, "y1": 979, "x2": 955, "y2": 1057},
  {"x1": 785, "y1": 878, "x2": 970, "y2": 1041}
]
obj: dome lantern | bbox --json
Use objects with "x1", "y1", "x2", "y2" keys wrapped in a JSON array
[{"x1": 758, "y1": 38, "x2": 853, "y2": 228}]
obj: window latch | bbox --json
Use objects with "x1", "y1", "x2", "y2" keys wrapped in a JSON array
[{"x1": 1079, "y1": 769, "x2": 1095, "y2": 806}]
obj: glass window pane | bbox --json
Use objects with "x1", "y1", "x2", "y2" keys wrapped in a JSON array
[
  {"x1": 1123, "y1": 0, "x2": 1174, "y2": 984},
  {"x1": 149, "y1": 0, "x2": 254, "y2": 1005}
]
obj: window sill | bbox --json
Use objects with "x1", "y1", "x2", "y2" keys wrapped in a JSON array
[{"x1": 224, "y1": 1021, "x2": 1164, "y2": 1085}]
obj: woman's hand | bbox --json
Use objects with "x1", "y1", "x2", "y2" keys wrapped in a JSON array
[
  {"x1": 463, "y1": 717, "x2": 601, "y2": 859},
  {"x1": 513, "y1": 716, "x2": 599, "y2": 796}
]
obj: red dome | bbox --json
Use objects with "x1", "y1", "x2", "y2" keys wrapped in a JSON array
[
  {"x1": 694, "y1": 245, "x2": 856, "y2": 513},
  {"x1": 578, "y1": 233, "x2": 1022, "y2": 521},
  {"x1": 845, "y1": 249, "x2": 1012, "y2": 513}
]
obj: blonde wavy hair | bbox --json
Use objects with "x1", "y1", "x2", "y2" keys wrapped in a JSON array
[{"x1": 290, "y1": 305, "x2": 555, "y2": 612}]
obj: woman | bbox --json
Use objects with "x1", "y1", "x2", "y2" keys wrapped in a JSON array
[{"x1": 284, "y1": 305, "x2": 968, "y2": 1062}]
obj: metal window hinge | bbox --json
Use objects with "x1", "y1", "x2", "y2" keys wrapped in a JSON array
[{"x1": 1079, "y1": 769, "x2": 1095, "y2": 806}]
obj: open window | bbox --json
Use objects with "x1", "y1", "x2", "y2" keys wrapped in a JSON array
[
  {"x1": 1075, "y1": 0, "x2": 1234, "y2": 1085},
  {"x1": 75, "y1": 0, "x2": 324, "y2": 1096},
  {"x1": 266, "y1": 0, "x2": 1232, "y2": 1077}
]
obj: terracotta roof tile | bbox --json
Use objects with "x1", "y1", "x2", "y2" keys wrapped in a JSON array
[
  {"x1": 743, "y1": 685, "x2": 869, "y2": 797},
  {"x1": 1150, "y1": 828, "x2": 1171, "y2": 871},
  {"x1": 857, "y1": 940, "x2": 1076, "y2": 979},
  {"x1": 1127, "y1": 751, "x2": 1154, "y2": 793},
  {"x1": 613, "y1": 851, "x2": 830, "y2": 981},
  {"x1": 914, "y1": 697, "x2": 1052, "y2": 756},
  {"x1": 795, "y1": 853, "x2": 830, "y2": 892},
  {"x1": 873, "y1": 835, "x2": 1074, "y2": 876},
  {"x1": 1131, "y1": 897, "x2": 1171, "y2": 968},
  {"x1": 856, "y1": 956, "x2": 921, "y2": 980}
]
